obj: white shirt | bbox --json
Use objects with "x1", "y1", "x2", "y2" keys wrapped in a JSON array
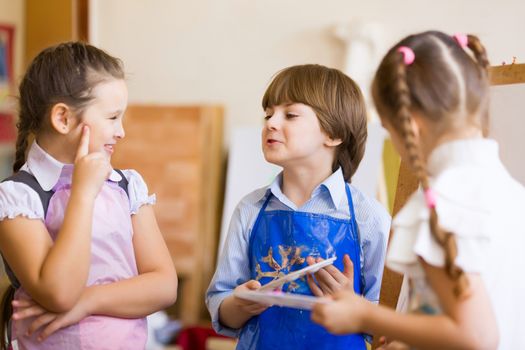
[
  {"x1": 0, "y1": 141, "x2": 155, "y2": 220},
  {"x1": 387, "y1": 138, "x2": 525, "y2": 349}
]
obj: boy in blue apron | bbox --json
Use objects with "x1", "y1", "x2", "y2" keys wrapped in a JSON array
[{"x1": 206, "y1": 64, "x2": 390, "y2": 349}]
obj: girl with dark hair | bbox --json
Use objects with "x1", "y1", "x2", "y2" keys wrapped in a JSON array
[
  {"x1": 206, "y1": 64, "x2": 390, "y2": 350},
  {"x1": 0, "y1": 42, "x2": 177, "y2": 349},
  {"x1": 312, "y1": 31, "x2": 525, "y2": 349}
]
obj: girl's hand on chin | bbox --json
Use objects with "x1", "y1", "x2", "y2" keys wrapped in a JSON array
[{"x1": 72, "y1": 125, "x2": 112, "y2": 200}]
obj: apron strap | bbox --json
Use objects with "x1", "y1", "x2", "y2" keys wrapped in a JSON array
[{"x1": 344, "y1": 183, "x2": 365, "y2": 293}]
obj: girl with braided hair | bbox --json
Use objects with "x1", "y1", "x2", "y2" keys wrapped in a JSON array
[
  {"x1": 0, "y1": 42, "x2": 177, "y2": 349},
  {"x1": 312, "y1": 30, "x2": 525, "y2": 349}
]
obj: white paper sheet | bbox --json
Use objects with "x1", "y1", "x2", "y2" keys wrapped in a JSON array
[{"x1": 234, "y1": 290, "x2": 328, "y2": 310}]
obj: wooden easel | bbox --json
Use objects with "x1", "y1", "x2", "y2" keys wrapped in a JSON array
[{"x1": 372, "y1": 63, "x2": 525, "y2": 348}]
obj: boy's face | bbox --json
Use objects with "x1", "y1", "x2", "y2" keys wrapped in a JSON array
[
  {"x1": 262, "y1": 102, "x2": 336, "y2": 168},
  {"x1": 79, "y1": 79, "x2": 128, "y2": 159}
]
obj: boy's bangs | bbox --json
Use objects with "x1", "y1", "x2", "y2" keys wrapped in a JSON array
[{"x1": 262, "y1": 72, "x2": 312, "y2": 109}]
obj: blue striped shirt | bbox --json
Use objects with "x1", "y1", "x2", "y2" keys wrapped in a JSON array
[{"x1": 206, "y1": 168, "x2": 391, "y2": 339}]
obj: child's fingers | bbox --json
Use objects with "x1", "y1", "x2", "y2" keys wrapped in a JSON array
[
  {"x1": 245, "y1": 280, "x2": 262, "y2": 290},
  {"x1": 310, "y1": 303, "x2": 327, "y2": 325},
  {"x1": 313, "y1": 268, "x2": 339, "y2": 292},
  {"x1": 235, "y1": 296, "x2": 260, "y2": 306},
  {"x1": 342, "y1": 254, "x2": 354, "y2": 289},
  {"x1": 237, "y1": 297, "x2": 269, "y2": 312},
  {"x1": 12, "y1": 299, "x2": 35, "y2": 308},
  {"x1": 82, "y1": 152, "x2": 113, "y2": 178},
  {"x1": 84, "y1": 152, "x2": 112, "y2": 168},
  {"x1": 379, "y1": 341, "x2": 409, "y2": 350},
  {"x1": 245, "y1": 303, "x2": 268, "y2": 314},
  {"x1": 12, "y1": 305, "x2": 46, "y2": 320},
  {"x1": 307, "y1": 256, "x2": 348, "y2": 288},
  {"x1": 306, "y1": 274, "x2": 324, "y2": 296},
  {"x1": 316, "y1": 255, "x2": 354, "y2": 285},
  {"x1": 27, "y1": 313, "x2": 57, "y2": 336},
  {"x1": 319, "y1": 265, "x2": 348, "y2": 285},
  {"x1": 75, "y1": 125, "x2": 90, "y2": 161},
  {"x1": 316, "y1": 278, "x2": 337, "y2": 295},
  {"x1": 38, "y1": 318, "x2": 65, "y2": 341}
]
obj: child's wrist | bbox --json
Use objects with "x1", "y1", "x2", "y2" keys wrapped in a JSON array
[
  {"x1": 357, "y1": 297, "x2": 376, "y2": 334},
  {"x1": 69, "y1": 188, "x2": 96, "y2": 205},
  {"x1": 82, "y1": 287, "x2": 98, "y2": 316}
]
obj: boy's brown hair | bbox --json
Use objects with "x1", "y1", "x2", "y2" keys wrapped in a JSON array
[{"x1": 262, "y1": 64, "x2": 367, "y2": 182}]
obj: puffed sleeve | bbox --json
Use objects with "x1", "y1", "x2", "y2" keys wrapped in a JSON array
[
  {"x1": 0, "y1": 181, "x2": 45, "y2": 220},
  {"x1": 121, "y1": 169, "x2": 156, "y2": 215},
  {"x1": 387, "y1": 185, "x2": 491, "y2": 277}
]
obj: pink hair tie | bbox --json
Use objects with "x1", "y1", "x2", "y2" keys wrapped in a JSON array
[
  {"x1": 453, "y1": 33, "x2": 468, "y2": 48},
  {"x1": 397, "y1": 46, "x2": 415, "y2": 65},
  {"x1": 424, "y1": 188, "x2": 437, "y2": 209}
]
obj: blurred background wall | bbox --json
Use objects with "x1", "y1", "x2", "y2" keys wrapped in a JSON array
[
  {"x1": 89, "y1": 0, "x2": 525, "y2": 134},
  {"x1": 0, "y1": 1, "x2": 23, "y2": 80}
]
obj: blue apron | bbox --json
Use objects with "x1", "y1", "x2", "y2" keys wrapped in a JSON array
[{"x1": 242, "y1": 184, "x2": 366, "y2": 350}]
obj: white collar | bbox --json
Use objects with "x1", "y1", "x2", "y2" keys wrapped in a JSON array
[
  {"x1": 427, "y1": 138, "x2": 500, "y2": 177},
  {"x1": 25, "y1": 141, "x2": 122, "y2": 191},
  {"x1": 262, "y1": 167, "x2": 346, "y2": 209}
]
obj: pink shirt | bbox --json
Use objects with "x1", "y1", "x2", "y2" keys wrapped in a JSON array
[{"x1": 0, "y1": 142, "x2": 155, "y2": 349}]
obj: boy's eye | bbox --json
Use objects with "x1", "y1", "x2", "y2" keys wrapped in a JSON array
[
  {"x1": 264, "y1": 115, "x2": 272, "y2": 120},
  {"x1": 286, "y1": 113, "x2": 298, "y2": 118}
]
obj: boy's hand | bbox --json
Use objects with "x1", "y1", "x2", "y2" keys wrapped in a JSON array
[
  {"x1": 232, "y1": 280, "x2": 269, "y2": 316},
  {"x1": 72, "y1": 125, "x2": 112, "y2": 200},
  {"x1": 306, "y1": 254, "x2": 354, "y2": 296}
]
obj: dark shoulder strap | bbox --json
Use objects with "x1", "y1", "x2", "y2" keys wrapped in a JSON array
[
  {"x1": 2, "y1": 170, "x2": 55, "y2": 216},
  {"x1": 114, "y1": 169, "x2": 129, "y2": 197}
]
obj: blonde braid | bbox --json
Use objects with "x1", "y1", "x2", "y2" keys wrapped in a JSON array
[
  {"x1": 466, "y1": 34, "x2": 490, "y2": 136},
  {"x1": 394, "y1": 52, "x2": 469, "y2": 298},
  {"x1": 466, "y1": 34, "x2": 489, "y2": 71}
]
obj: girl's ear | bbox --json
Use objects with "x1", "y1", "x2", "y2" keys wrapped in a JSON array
[
  {"x1": 49, "y1": 103, "x2": 76, "y2": 134},
  {"x1": 324, "y1": 137, "x2": 343, "y2": 147}
]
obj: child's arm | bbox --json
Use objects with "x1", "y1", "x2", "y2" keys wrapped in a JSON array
[
  {"x1": 206, "y1": 197, "x2": 268, "y2": 334},
  {"x1": 0, "y1": 127, "x2": 111, "y2": 312},
  {"x1": 218, "y1": 281, "x2": 268, "y2": 329},
  {"x1": 312, "y1": 259, "x2": 499, "y2": 350},
  {"x1": 12, "y1": 203, "x2": 177, "y2": 340}
]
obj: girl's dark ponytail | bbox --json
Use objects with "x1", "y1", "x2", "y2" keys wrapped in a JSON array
[{"x1": 0, "y1": 285, "x2": 15, "y2": 350}]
